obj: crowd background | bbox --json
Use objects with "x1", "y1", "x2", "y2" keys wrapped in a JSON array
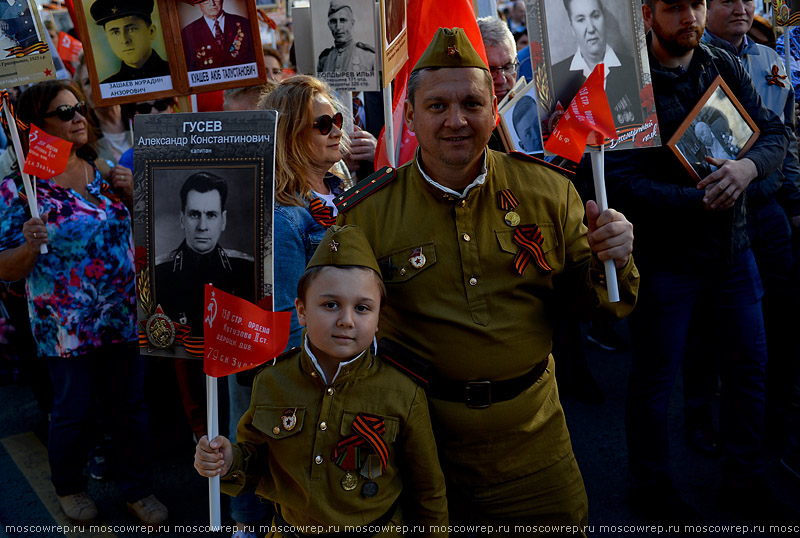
[{"x1": 1, "y1": 0, "x2": 800, "y2": 536}]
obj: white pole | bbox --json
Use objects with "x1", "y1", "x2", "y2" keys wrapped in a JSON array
[
  {"x1": 590, "y1": 144, "x2": 619, "y2": 303},
  {"x1": 784, "y1": 27, "x2": 792, "y2": 86},
  {"x1": 3, "y1": 106, "x2": 47, "y2": 254},
  {"x1": 206, "y1": 375, "x2": 221, "y2": 529},
  {"x1": 382, "y1": 86, "x2": 396, "y2": 168},
  {"x1": 342, "y1": 91, "x2": 354, "y2": 134}
]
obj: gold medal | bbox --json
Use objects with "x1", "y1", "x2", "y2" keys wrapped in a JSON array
[
  {"x1": 504, "y1": 211, "x2": 521, "y2": 227},
  {"x1": 145, "y1": 308, "x2": 176, "y2": 349},
  {"x1": 341, "y1": 471, "x2": 358, "y2": 491}
]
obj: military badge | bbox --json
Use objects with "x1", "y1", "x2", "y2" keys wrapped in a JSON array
[
  {"x1": 144, "y1": 305, "x2": 176, "y2": 349},
  {"x1": 281, "y1": 408, "x2": 297, "y2": 431},
  {"x1": 409, "y1": 248, "x2": 426, "y2": 269},
  {"x1": 230, "y1": 23, "x2": 245, "y2": 58}
]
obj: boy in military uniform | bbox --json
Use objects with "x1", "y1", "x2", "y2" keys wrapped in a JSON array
[{"x1": 194, "y1": 225, "x2": 448, "y2": 536}]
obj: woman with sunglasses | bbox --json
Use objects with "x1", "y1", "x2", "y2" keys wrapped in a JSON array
[
  {"x1": 0, "y1": 81, "x2": 167, "y2": 527},
  {"x1": 261, "y1": 75, "x2": 349, "y2": 349}
]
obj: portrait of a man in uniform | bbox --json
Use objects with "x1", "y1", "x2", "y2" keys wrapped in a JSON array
[
  {"x1": 384, "y1": 0, "x2": 405, "y2": 45},
  {"x1": 549, "y1": 0, "x2": 640, "y2": 128},
  {"x1": 0, "y1": 0, "x2": 39, "y2": 50},
  {"x1": 90, "y1": 0, "x2": 170, "y2": 84},
  {"x1": 155, "y1": 171, "x2": 254, "y2": 335},
  {"x1": 317, "y1": 0, "x2": 375, "y2": 73},
  {"x1": 180, "y1": 0, "x2": 256, "y2": 72},
  {"x1": 511, "y1": 94, "x2": 543, "y2": 154}
]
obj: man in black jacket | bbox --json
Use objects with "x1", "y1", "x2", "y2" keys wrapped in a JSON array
[{"x1": 604, "y1": 0, "x2": 787, "y2": 522}]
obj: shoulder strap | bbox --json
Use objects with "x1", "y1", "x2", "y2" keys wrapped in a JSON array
[
  {"x1": 334, "y1": 166, "x2": 397, "y2": 213},
  {"x1": 508, "y1": 151, "x2": 577, "y2": 180},
  {"x1": 377, "y1": 338, "x2": 432, "y2": 387}
]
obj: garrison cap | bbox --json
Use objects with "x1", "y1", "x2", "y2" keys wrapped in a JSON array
[
  {"x1": 412, "y1": 27, "x2": 489, "y2": 73},
  {"x1": 307, "y1": 225, "x2": 382, "y2": 276},
  {"x1": 91, "y1": 0, "x2": 154, "y2": 26},
  {"x1": 328, "y1": 0, "x2": 353, "y2": 17}
]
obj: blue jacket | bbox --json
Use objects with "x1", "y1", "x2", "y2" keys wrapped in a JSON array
[
  {"x1": 703, "y1": 31, "x2": 800, "y2": 217},
  {"x1": 273, "y1": 174, "x2": 343, "y2": 349},
  {"x1": 605, "y1": 40, "x2": 786, "y2": 271}
]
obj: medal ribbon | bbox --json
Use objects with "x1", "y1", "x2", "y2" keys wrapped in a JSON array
[
  {"x1": 309, "y1": 197, "x2": 336, "y2": 228},
  {"x1": 333, "y1": 413, "x2": 389, "y2": 471},
  {"x1": 137, "y1": 323, "x2": 204, "y2": 357},
  {"x1": 513, "y1": 224, "x2": 553, "y2": 275},
  {"x1": 0, "y1": 91, "x2": 29, "y2": 132},
  {"x1": 767, "y1": 65, "x2": 787, "y2": 88},
  {"x1": 497, "y1": 189, "x2": 519, "y2": 211}
]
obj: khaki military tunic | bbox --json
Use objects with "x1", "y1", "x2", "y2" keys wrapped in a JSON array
[
  {"x1": 221, "y1": 341, "x2": 448, "y2": 536},
  {"x1": 317, "y1": 40, "x2": 375, "y2": 73},
  {"x1": 339, "y1": 150, "x2": 639, "y2": 490}
]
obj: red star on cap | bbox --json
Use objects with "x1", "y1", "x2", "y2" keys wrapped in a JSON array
[{"x1": 447, "y1": 46, "x2": 458, "y2": 57}]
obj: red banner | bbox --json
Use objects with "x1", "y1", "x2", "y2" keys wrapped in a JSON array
[
  {"x1": 57, "y1": 32, "x2": 83, "y2": 64},
  {"x1": 544, "y1": 64, "x2": 617, "y2": 163},
  {"x1": 23, "y1": 124, "x2": 72, "y2": 179},
  {"x1": 203, "y1": 285, "x2": 291, "y2": 378}
]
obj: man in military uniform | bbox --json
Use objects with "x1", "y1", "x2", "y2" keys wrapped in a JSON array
[
  {"x1": 338, "y1": 28, "x2": 639, "y2": 532},
  {"x1": 90, "y1": 0, "x2": 170, "y2": 84},
  {"x1": 180, "y1": 0, "x2": 255, "y2": 72},
  {"x1": 317, "y1": 0, "x2": 375, "y2": 73},
  {"x1": 0, "y1": 0, "x2": 39, "y2": 49}
]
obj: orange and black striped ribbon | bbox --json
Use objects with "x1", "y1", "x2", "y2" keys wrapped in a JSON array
[
  {"x1": 333, "y1": 413, "x2": 389, "y2": 471},
  {"x1": 137, "y1": 323, "x2": 204, "y2": 358},
  {"x1": 497, "y1": 189, "x2": 519, "y2": 211},
  {"x1": 0, "y1": 91, "x2": 29, "y2": 132},
  {"x1": 766, "y1": 65, "x2": 787, "y2": 88},
  {"x1": 513, "y1": 224, "x2": 553, "y2": 275},
  {"x1": 309, "y1": 197, "x2": 336, "y2": 228},
  {"x1": 4, "y1": 41, "x2": 48, "y2": 58}
]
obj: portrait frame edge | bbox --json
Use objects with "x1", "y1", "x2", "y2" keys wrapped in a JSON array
[{"x1": 666, "y1": 76, "x2": 760, "y2": 183}]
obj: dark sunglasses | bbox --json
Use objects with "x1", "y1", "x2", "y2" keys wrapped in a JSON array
[
  {"x1": 312, "y1": 112, "x2": 343, "y2": 135},
  {"x1": 42, "y1": 101, "x2": 87, "y2": 122},
  {"x1": 135, "y1": 99, "x2": 174, "y2": 115}
]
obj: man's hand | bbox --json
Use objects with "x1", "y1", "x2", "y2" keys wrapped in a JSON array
[
  {"x1": 696, "y1": 157, "x2": 757, "y2": 211},
  {"x1": 194, "y1": 435, "x2": 233, "y2": 478},
  {"x1": 345, "y1": 127, "x2": 377, "y2": 173},
  {"x1": 586, "y1": 200, "x2": 633, "y2": 269}
]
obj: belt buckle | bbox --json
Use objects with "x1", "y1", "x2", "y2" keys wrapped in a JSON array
[{"x1": 465, "y1": 380, "x2": 492, "y2": 409}]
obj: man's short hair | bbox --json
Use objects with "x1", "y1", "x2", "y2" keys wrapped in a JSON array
[
  {"x1": 512, "y1": 95, "x2": 536, "y2": 133},
  {"x1": 477, "y1": 16, "x2": 516, "y2": 55},
  {"x1": 408, "y1": 67, "x2": 493, "y2": 105},
  {"x1": 180, "y1": 172, "x2": 228, "y2": 212}
]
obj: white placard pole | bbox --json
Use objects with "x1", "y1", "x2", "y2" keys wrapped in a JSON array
[
  {"x1": 206, "y1": 375, "x2": 221, "y2": 529},
  {"x1": 383, "y1": 86, "x2": 396, "y2": 168},
  {"x1": 342, "y1": 91, "x2": 354, "y2": 134},
  {"x1": 590, "y1": 143, "x2": 619, "y2": 302},
  {"x1": 2, "y1": 105, "x2": 47, "y2": 254}
]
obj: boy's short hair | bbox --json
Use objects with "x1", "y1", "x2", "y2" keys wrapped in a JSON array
[{"x1": 297, "y1": 266, "x2": 387, "y2": 308}]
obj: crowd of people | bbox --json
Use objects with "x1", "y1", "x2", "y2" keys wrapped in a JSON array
[{"x1": 1, "y1": 1, "x2": 799, "y2": 537}]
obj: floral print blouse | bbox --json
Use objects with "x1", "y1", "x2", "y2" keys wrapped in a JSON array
[{"x1": 0, "y1": 167, "x2": 137, "y2": 358}]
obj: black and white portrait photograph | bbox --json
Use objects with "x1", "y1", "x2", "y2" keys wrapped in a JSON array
[
  {"x1": 669, "y1": 77, "x2": 759, "y2": 181},
  {"x1": 384, "y1": 0, "x2": 405, "y2": 46},
  {"x1": 527, "y1": 0, "x2": 660, "y2": 153},
  {"x1": 500, "y1": 80, "x2": 544, "y2": 155},
  {"x1": 0, "y1": 0, "x2": 40, "y2": 49},
  {"x1": 311, "y1": 0, "x2": 379, "y2": 91},
  {"x1": 178, "y1": 0, "x2": 259, "y2": 87},
  {"x1": 151, "y1": 167, "x2": 257, "y2": 337}
]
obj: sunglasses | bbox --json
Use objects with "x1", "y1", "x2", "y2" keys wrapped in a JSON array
[
  {"x1": 312, "y1": 112, "x2": 343, "y2": 135},
  {"x1": 135, "y1": 99, "x2": 174, "y2": 115},
  {"x1": 42, "y1": 101, "x2": 87, "y2": 122}
]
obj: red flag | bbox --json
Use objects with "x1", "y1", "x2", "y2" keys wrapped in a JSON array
[
  {"x1": 203, "y1": 285, "x2": 291, "y2": 378},
  {"x1": 57, "y1": 32, "x2": 82, "y2": 64},
  {"x1": 544, "y1": 64, "x2": 617, "y2": 163},
  {"x1": 24, "y1": 124, "x2": 72, "y2": 179},
  {"x1": 375, "y1": 0, "x2": 488, "y2": 169}
]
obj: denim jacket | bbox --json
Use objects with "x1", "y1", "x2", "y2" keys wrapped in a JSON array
[{"x1": 274, "y1": 174, "x2": 343, "y2": 349}]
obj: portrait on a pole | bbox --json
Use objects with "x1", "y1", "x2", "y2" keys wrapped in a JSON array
[
  {"x1": 133, "y1": 111, "x2": 277, "y2": 358},
  {"x1": 527, "y1": 0, "x2": 660, "y2": 154},
  {"x1": 311, "y1": 0, "x2": 379, "y2": 92},
  {"x1": 0, "y1": 0, "x2": 56, "y2": 88}
]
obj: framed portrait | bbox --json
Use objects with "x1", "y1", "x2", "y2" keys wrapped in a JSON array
[
  {"x1": 526, "y1": 0, "x2": 660, "y2": 155},
  {"x1": 498, "y1": 79, "x2": 544, "y2": 156},
  {"x1": 173, "y1": 0, "x2": 266, "y2": 92},
  {"x1": 133, "y1": 110, "x2": 277, "y2": 359},
  {"x1": 73, "y1": 0, "x2": 177, "y2": 106},
  {"x1": 51, "y1": 10, "x2": 75, "y2": 34},
  {"x1": 380, "y1": 0, "x2": 407, "y2": 87},
  {"x1": 311, "y1": 0, "x2": 379, "y2": 92},
  {"x1": 0, "y1": 0, "x2": 56, "y2": 88},
  {"x1": 667, "y1": 76, "x2": 759, "y2": 182},
  {"x1": 774, "y1": 1, "x2": 800, "y2": 26}
]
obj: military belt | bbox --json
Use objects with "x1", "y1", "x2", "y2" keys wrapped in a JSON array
[
  {"x1": 273, "y1": 502, "x2": 397, "y2": 538},
  {"x1": 429, "y1": 360, "x2": 548, "y2": 409}
]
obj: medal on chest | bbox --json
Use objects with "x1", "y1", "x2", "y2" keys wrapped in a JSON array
[
  {"x1": 496, "y1": 189, "x2": 553, "y2": 275},
  {"x1": 497, "y1": 189, "x2": 521, "y2": 227},
  {"x1": 409, "y1": 247, "x2": 426, "y2": 269},
  {"x1": 332, "y1": 413, "x2": 389, "y2": 494}
]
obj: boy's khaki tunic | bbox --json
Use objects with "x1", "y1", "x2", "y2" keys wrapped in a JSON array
[
  {"x1": 221, "y1": 341, "x2": 448, "y2": 536},
  {"x1": 339, "y1": 149, "x2": 639, "y2": 521}
]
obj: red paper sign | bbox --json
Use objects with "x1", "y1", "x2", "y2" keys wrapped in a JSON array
[
  {"x1": 57, "y1": 32, "x2": 82, "y2": 64},
  {"x1": 203, "y1": 285, "x2": 291, "y2": 378},
  {"x1": 24, "y1": 124, "x2": 72, "y2": 179},
  {"x1": 544, "y1": 64, "x2": 618, "y2": 163}
]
